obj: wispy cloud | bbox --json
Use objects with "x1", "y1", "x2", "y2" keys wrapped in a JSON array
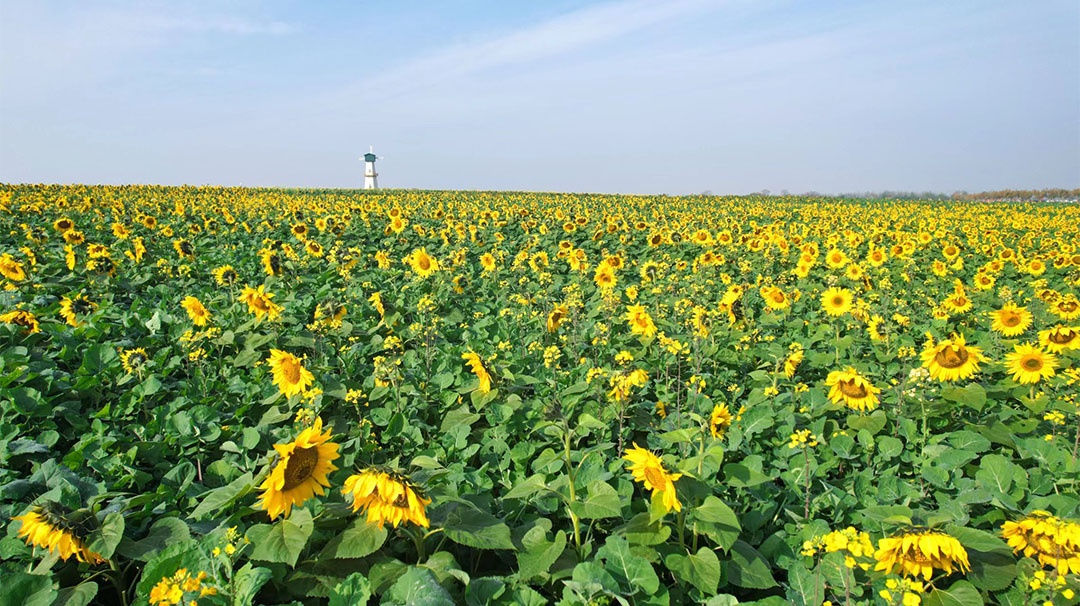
[{"x1": 358, "y1": 0, "x2": 727, "y2": 97}]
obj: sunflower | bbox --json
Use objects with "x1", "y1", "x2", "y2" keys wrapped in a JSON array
[
  {"x1": 874, "y1": 529, "x2": 970, "y2": 580},
  {"x1": 973, "y1": 272, "x2": 995, "y2": 291},
  {"x1": 462, "y1": 351, "x2": 492, "y2": 393},
  {"x1": 373, "y1": 250, "x2": 391, "y2": 269},
  {"x1": 1004, "y1": 343, "x2": 1057, "y2": 385},
  {"x1": 761, "y1": 286, "x2": 790, "y2": 310},
  {"x1": 239, "y1": 285, "x2": 283, "y2": 321},
  {"x1": 305, "y1": 241, "x2": 324, "y2": 257},
  {"x1": 784, "y1": 344, "x2": 804, "y2": 378},
  {"x1": 821, "y1": 287, "x2": 853, "y2": 317},
  {"x1": 625, "y1": 304, "x2": 657, "y2": 338},
  {"x1": 594, "y1": 261, "x2": 617, "y2": 290},
  {"x1": 212, "y1": 265, "x2": 238, "y2": 286},
  {"x1": 1001, "y1": 511, "x2": 1080, "y2": 575},
  {"x1": 408, "y1": 248, "x2": 439, "y2": 278},
  {"x1": 291, "y1": 223, "x2": 309, "y2": 240},
  {"x1": 989, "y1": 302, "x2": 1032, "y2": 337},
  {"x1": 121, "y1": 348, "x2": 149, "y2": 374},
  {"x1": 60, "y1": 295, "x2": 96, "y2": 327},
  {"x1": 1039, "y1": 325, "x2": 1080, "y2": 353},
  {"x1": 623, "y1": 443, "x2": 682, "y2": 514},
  {"x1": 710, "y1": 403, "x2": 733, "y2": 439},
  {"x1": 53, "y1": 217, "x2": 74, "y2": 232},
  {"x1": 479, "y1": 252, "x2": 497, "y2": 273},
  {"x1": 825, "y1": 367, "x2": 880, "y2": 411},
  {"x1": 0, "y1": 310, "x2": 40, "y2": 333},
  {"x1": 268, "y1": 349, "x2": 315, "y2": 398},
  {"x1": 172, "y1": 238, "x2": 194, "y2": 260},
  {"x1": 12, "y1": 503, "x2": 104, "y2": 563},
  {"x1": 342, "y1": 468, "x2": 431, "y2": 529},
  {"x1": 0, "y1": 253, "x2": 27, "y2": 281},
  {"x1": 312, "y1": 300, "x2": 346, "y2": 330},
  {"x1": 825, "y1": 248, "x2": 848, "y2": 269},
  {"x1": 181, "y1": 296, "x2": 211, "y2": 327},
  {"x1": 920, "y1": 333, "x2": 987, "y2": 382},
  {"x1": 1052, "y1": 296, "x2": 1080, "y2": 321},
  {"x1": 547, "y1": 303, "x2": 568, "y2": 333},
  {"x1": 368, "y1": 291, "x2": 385, "y2": 317},
  {"x1": 256, "y1": 417, "x2": 339, "y2": 519},
  {"x1": 260, "y1": 249, "x2": 283, "y2": 276}
]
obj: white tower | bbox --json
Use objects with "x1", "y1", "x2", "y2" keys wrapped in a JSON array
[{"x1": 362, "y1": 146, "x2": 380, "y2": 189}]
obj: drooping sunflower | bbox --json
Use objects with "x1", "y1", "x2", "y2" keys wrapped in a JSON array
[
  {"x1": 920, "y1": 333, "x2": 988, "y2": 382},
  {"x1": 784, "y1": 344, "x2": 804, "y2": 379},
  {"x1": 408, "y1": 248, "x2": 439, "y2": 278},
  {"x1": 239, "y1": 285, "x2": 283, "y2": 321},
  {"x1": 821, "y1": 287, "x2": 853, "y2": 317},
  {"x1": 625, "y1": 304, "x2": 657, "y2": 338},
  {"x1": 12, "y1": 503, "x2": 104, "y2": 563},
  {"x1": 462, "y1": 350, "x2": 492, "y2": 394},
  {"x1": 825, "y1": 367, "x2": 880, "y2": 411},
  {"x1": 710, "y1": 403, "x2": 733, "y2": 439},
  {"x1": 256, "y1": 417, "x2": 340, "y2": 520},
  {"x1": 623, "y1": 443, "x2": 682, "y2": 514},
  {"x1": 874, "y1": 529, "x2": 970, "y2": 581},
  {"x1": 341, "y1": 468, "x2": 431, "y2": 529},
  {"x1": 1001, "y1": 511, "x2": 1080, "y2": 575},
  {"x1": 547, "y1": 303, "x2": 568, "y2": 333},
  {"x1": 260, "y1": 248, "x2": 283, "y2": 276},
  {"x1": 181, "y1": 296, "x2": 211, "y2": 327},
  {"x1": 0, "y1": 310, "x2": 40, "y2": 333},
  {"x1": 1004, "y1": 343, "x2": 1057, "y2": 385},
  {"x1": 312, "y1": 300, "x2": 346, "y2": 330},
  {"x1": 60, "y1": 295, "x2": 96, "y2": 327},
  {"x1": 1039, "y1": 325, "x2": 1080, "y2": 353},
  {"x1": 989, "y1": 302, "x2": 1032, "y2": 337},
  {"x1": 267, "y1": 349, "x2": 315, "y2": 398},
  {"x1": 173, "y1": 238, "x2": 194, "y2": 260},
  {"x1": 0, "y1": 253, "x2": 27, "y2": 281}
]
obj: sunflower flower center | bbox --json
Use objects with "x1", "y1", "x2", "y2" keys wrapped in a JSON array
[
  {"x1": 643, "y1": 466, "x2": 667, "y2": 488},
  {"x1": 1048, "y1": 330, "x2": 1075, "y2": 345},
  {"x1": 282, "y1": 360, "x2": 302, "y2": 384},
  {"x1": 999, "y1": 311, "x2": 1020, "y2": 326},
  {"x1": 282, "y1": 446, "x2": 319, "y2": 490},
  {"x1": 934, "y1": 345, "x2": 969, "y2": 369},
  {"x1": 1022, "y1": 356, "x2": 1043, "y2": 372},
  {"x1": 838, "y1": 379, "x2": 868, "y2": 399}
]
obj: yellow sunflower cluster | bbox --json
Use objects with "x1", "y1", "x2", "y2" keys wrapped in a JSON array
[
  {"x1": 148, "y1": 568, "x2": 217, "y2": 606},
  {"x1": 1001, "y1": 511, "x2": 1080, "y2": 575}
]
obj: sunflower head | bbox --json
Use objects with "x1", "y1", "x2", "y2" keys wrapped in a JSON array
[
  {"x1": 13, "y1": 502, "x2": 104, "y2": 563},
  {"x1": 256, "y1": 417, "x2": 340, "y2": 519},
  {"x1": 342, "y1": 468, "x2": 431, "y2": 529},
  {"x1": 920, "y1": 333, "x2": 987, "y2": 382},
  {"x1": 1005, "y1": 343, "x2": 1057, "y2": 385},
  {"x1": 874, "y1": 529, "x2": 970, "y2": 580}
]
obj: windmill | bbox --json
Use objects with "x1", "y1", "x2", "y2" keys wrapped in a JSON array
[{"x1": 362, "y1": 146, "x2": 382, "y2": 189}]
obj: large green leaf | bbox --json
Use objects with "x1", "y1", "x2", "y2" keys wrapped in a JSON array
[
  {"x1": 923, "y1": 580, "x2": 984, "y2": 606},
  {"x1": 189, "y1": 472, "x2": 253, "y2": 521},
  {"x1": 117, "y1": 517, "x2": 190, "y2": 561},
  {"x1": 516, "y1": 523, "x2": 567, "y2": 581},
  {"x1": 725, "y1": 540, "x2": 777, "y2": 589},
  {"x1": 232, "y1": 563, "x2": 273, "y2": 606},
  {"x1": 571, "y1": 480, "x2": 621, "y2": 520},
  {"x1": 247, "y1": 507, "x2": 314, "y2": 567},
  {"x1": 381, "y1": 567, "x2": 454, "y2": 606},
  {"x1": 442, "y1": 505, "x2": 515, "y2": 550},
  {"x1": 665, "y1": 547, "x2": 721, "y2": 595},
  {"x1": 596, "y1": 535, "x2": 660, "y2": 595},
  {"x1": 328, "y1": 572, "x2": 371, "y2": 606},
  {"x1": 85, "y1": 512, "x2": 124, "y2": 559},
  {"x1": 2, "y1": 573, "x2": 56, "y2": 606},
  {"x1": 692, "y1": 496, "x2": 741, "y2": 550},
  {"x1": 319, "y1": 518, "x2": 388, "y2": 560}
]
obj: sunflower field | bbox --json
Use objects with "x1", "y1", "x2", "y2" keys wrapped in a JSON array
[{"x1": 1, "y1": 184, "x2": 1079, "y2": 606}]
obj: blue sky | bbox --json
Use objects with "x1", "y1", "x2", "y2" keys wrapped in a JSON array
[{"x1": 1, "y1": 0, "x2": 1077, "y2": 193}]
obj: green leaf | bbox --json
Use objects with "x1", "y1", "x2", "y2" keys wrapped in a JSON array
[
  {"x1": 692, "y1": 496, "x2": 741, "y2": 551},
  {"x1": 846, "y1": 409, "x2": 887, "y2": 434},
  {"x1": 442, "y1": 505, "x2": 515, "y2": 550},
  {"x1": 232, "y1": 563, "x2": 272, "y2": 606},
  {"x1": 189, "y1": 472, "x2": 253, "y2": 521},
  {"x1": 516, "y1": 524, "x2": 567, "y2": 581},
  {"x1": 725, "y1": 540, "x2": 777, "y2": 589},
  {"x1": 623, "y1": 512, "x2": 672, "y2": 546},
  {"x1": 723, "y1": 463, "x2": 771, "y2": 488},
  {"x1": 3, "y1": 572, "x2": 56, "y2": 606},
  {"x1": 596, "y1": 535, "x2": 660, "y2": 595},
  {"x1": 572, "y1": 480, "x2": 621, "y2": 520},
  {"x1": 948, "y1": 430, "x2": 991, "y2": 453},
  {"x1": 320, "y1": 518, "x2": 388, "y2": 560},
  {"x1": 942, "y1": 384, "x2": 986, "y2": 411},
  {"x1": 117, "y1": 517, "x2": 190, "y2": 561},
  {"x1": 503, "y1": 474, "x2": 549, "y2": 500},
  {"x1": 247, "y1": 507, "x2": 314, "y2": 567},
  {"x1": 974, "y1": 454, "x2": 1019, "y2": 495},
  {"x1": 52, "y1": 582, "x2": 98, "y2": 606},
  {"x1": 464, "y1": 577, "x2": 505, "y2": 606},
  {"x1": 382, "y1": 567, "x2": 454, "y2": 606},
  {"x1": 665, "y1": 547, "x2": 720, "y2": 595},
  {"x1": 788, "y1": 565, "x2": 827, "y2": 606},
  {"x1": 922, "y1": 580, "x2": 984, "y2": 606},
  {"x1": 328, "y1": 572, "x2": 371, "y2": 606},
  {"x1": 86, "y1": 512, "x2": 124, "y2": 559}
]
